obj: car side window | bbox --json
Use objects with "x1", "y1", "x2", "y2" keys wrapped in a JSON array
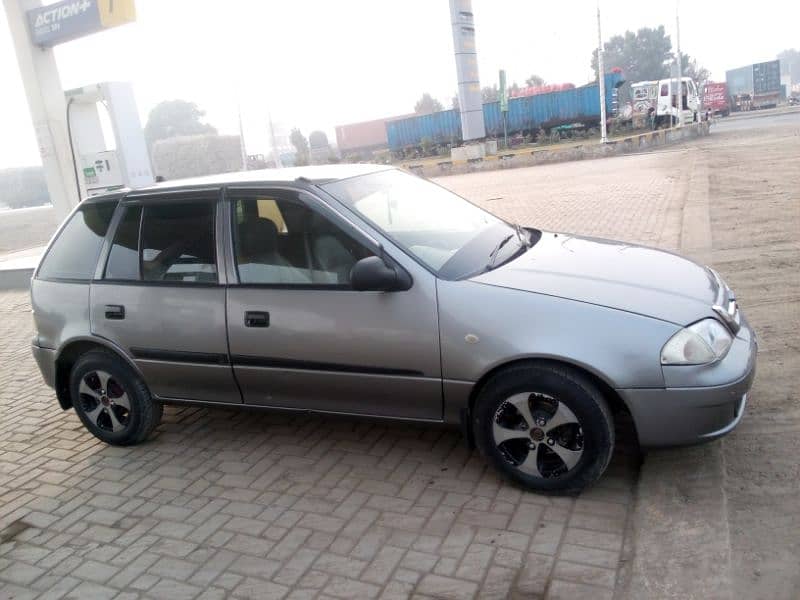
[
  {"x1": 140, "y1": 202, "x2": 217, "y2": 283},
  {"x1": 660, "y1": 84, "x2": 668, "y2": 96},
  {"x1": 37, "y1": 201, "x2": 117, "y2": 281},
  {"x1": 233, "y1": 194, "x2": 373, "y2": 286},
  {"x1": 104, "y1": 205, "x2": 142, "y2": 280}
]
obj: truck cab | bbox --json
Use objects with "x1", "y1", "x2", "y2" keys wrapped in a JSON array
[{"x1": 655, "y1": 77, "x2": 700, "y2": 126}]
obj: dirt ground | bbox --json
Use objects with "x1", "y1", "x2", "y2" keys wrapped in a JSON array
[{"x1": 705, "y1": 113, "x2": 800, "y2": 598}]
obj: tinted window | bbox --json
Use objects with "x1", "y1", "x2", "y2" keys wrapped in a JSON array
[
  {"x1": 104, "y1": 206, "x2": 141, "y2": 280},
  {"x1": 140, "y1": 202, "x2": 217, "y2": 283},
  {"x1": 38, "y1": 202, "x2": 117, "y2": 280},
  {"x1": 233, "y1": 195, "x2": 372, "y2": 286}
]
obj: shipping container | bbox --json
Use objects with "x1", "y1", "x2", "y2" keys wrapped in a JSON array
[
  {"x1": 386, "y1": 72, "x2": 624, "y2": 153},
  {"x1": 753, "y1": 60, "x2": 781, "y2": 95},
  {"x1": 335, "y1": 114, "x2": 415, "y2": 155},
  {"x1": 725, "y1": 61, "x2": 782, "y2": 110},
  {"x1": 725, "y1": 65, "x2": 754, "y2": 97}
]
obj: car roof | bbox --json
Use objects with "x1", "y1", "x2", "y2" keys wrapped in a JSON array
[{"x1": 87, "y1": 163, "x2": 393, "y2": 202}]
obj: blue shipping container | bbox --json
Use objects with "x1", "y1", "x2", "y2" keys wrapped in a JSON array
[{"x1": 387, "y1": 72, "x2": 624, "y2": 151}]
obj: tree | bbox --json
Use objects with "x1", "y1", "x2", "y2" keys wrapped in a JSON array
[
  {"x1": 451, "y1": 93, "x2": 460, "y2": 111},
  {"x1": 591, "y1": 26, "x2": 673, "y2": 84},
  {"x1": 525, "y1": 74, "x2": 545, "y2": 87},
  {"x1": 144, "y1": 100, "x2": 216, "y2": 148},
  {"x1": 778, "y1": 49, "x2": 800, "y2": 85},
  {"x1": 290, "y1": 128, "x2": 310, "y2": 166},
  {"x1": 414, "y1": 93, "x2": 443, "y2": 114},
  {"x1": 482, "y1": 85, "x2": 499, "y2": 103},
  {"x1": 679, "y1": 52, "x2": 710, "y2": 87},
  {"x1": 308, "y1": 130, "x2": 329, "y2": 149},
  {"x1": 590, "y1": 26, "x2": 709, "y2": 102}
]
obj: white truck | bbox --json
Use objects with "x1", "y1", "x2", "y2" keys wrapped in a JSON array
[{"x1": 631, "y1": 77, "x2": 701, "y2": 128}]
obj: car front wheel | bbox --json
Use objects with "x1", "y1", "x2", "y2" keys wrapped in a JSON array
[
  {"x1": 70, "y1": 350, "x2": 162, "y2": 445},
  {"x1": 473, "y1": 363, "x2": 614, "y2": 494}
]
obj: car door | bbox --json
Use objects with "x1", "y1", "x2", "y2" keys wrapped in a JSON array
[
  {"x1": 224, "y1": 186, "x2": 442, "y2": 420},
  {"x1": 90, "y1": 190, "x2": 240, "y2": 404}
]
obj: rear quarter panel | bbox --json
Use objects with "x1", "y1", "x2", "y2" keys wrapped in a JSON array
[{"x1": 31, "y1": 280, "x2": 90, "y2": 350}]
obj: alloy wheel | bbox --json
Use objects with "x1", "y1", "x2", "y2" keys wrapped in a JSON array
[
  {"x1": 78, "y1": 370, "x2": 131, "y2": 433},
  {"x1": 492, "y1": 391, "x2": 584, "y2": 478}
]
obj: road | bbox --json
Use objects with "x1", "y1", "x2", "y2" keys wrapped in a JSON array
[
  {"x1": 704, "y1": 111, "x2": 800, "y2": 599},
  {"x1": 712, "y1": 107, "x2": 800, "y2": 133}
]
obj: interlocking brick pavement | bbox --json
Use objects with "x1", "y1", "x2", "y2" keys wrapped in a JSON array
[{"x1": 0, "y1": 151, "x2": 691, "y2": 599}]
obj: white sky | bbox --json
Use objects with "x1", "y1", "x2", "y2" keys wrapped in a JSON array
[{"x1": 1, "y1": 0, "x2": 798, "y2": 168}]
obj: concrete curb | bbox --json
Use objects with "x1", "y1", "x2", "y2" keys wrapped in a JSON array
[
  {"x1": 403, "y1": 122, "x2": 711, "y2": 178},
  {"x1": 621, "y1": 148, "x2": 733, "y2": 600},
  {"x1": 0, "y1": 268, "x2": 35, "y2": 291},
  {"x1": 622, "y1": 445, "x2": 733, "y2": 599}
]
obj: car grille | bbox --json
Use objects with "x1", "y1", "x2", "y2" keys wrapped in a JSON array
[{"x1": 708, "y1": 267, "x2": 741, "y2": 334}]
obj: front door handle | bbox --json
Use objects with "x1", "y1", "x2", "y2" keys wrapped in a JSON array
[
  {"x1": 244, "y1": 311, "x2": 269, "y2": 328},
  {"x1": 105, "y1": 305, "x2": 125, "y2": 320}
]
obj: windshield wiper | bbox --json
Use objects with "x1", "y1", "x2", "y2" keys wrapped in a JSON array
[
  {"x1": 487, "y1": 233, "x2": 516, "y2": 270},
  {"x1": 513, "y1": 223, "x2": 531, "y2": 248}
]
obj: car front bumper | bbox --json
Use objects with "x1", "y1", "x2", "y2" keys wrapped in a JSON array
[{"x1": 617, "y1": 317, "x2": 757, "y2": 448}]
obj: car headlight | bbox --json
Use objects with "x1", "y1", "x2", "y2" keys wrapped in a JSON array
[{"x1": 661, "y1": 318, "x2": 733, "y2": 365}]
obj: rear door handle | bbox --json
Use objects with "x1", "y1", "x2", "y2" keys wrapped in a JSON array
[
  {"x1": 244, "y1": 311, "x2": 269, "y2": 328},
  {"x1": 105, "y1": 305, "x2": 125, "y2": 320}
]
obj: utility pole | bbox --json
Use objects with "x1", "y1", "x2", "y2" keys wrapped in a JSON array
[
  {"x1": 3, "y1": 0, "x2": 82, "y2": 220},
  {"x1": 596, "y1": 1, "x2": 608, "y2": 143},
  {"x1": 676, "y1": 2, "x2": 684, "y2": 127},
  {"x1": 268, "y1": 113, "x2": 282, "y2": 168},
  {"x1": 237, "y1": 103, "x2": 248, "y2": 171}
]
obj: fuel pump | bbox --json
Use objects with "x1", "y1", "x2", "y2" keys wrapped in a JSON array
[{"x1": 65, "y1": 81, "x2": 153, "y2": 196}]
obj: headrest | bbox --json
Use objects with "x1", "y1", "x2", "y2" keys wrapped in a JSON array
[{"x1": 239, "y1": 218, "x2": 279, "y2": 256}]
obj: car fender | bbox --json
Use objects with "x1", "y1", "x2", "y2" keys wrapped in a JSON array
[{"x1": 437, "y1": 279, "x2": 679, "y2": 390}]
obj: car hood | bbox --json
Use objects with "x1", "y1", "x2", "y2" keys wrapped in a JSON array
[{"x1": 472, "y1": 232, "x2": 718, "y2": 325}]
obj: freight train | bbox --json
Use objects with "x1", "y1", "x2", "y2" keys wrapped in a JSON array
[{"x1": 386, "y1": 71, "x2": 625, "y2": 156}]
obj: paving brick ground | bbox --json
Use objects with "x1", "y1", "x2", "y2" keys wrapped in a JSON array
[{"x1": 0, "y1": 150, "x2": 691, "y2": 599}]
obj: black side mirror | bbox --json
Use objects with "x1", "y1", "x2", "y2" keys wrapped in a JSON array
[{"x1": 350, "y1": 256, "x2": 411, "y2": 292}]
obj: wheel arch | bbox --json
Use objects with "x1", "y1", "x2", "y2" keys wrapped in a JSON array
[
  {"x1": 462, "y1": 356, "x2": 635, "y2": 447},
  {"x1": 54, "y1": 337, "x2": 143, "y2": 410}
]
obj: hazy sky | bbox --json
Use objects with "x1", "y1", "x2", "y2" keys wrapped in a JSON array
[{"x1": 1, "y1": 0, "x2": 798, "y2": 168}]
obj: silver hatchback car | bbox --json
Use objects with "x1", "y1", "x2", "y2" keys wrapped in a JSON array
[{"x1": 31, "y1": 165, "x2": 756, "y2": 493}]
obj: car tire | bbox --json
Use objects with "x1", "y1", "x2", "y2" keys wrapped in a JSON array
[
  {"x1": 473, "y1": 362, "x2": 614, "y2": 494},
  {"x1": 70, "y1": 350, "x2": 162, "y2": 446}
]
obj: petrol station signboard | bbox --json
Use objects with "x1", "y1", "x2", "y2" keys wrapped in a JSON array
[{"x1": 27, "y1": 0, "x2": 135, "y2": 47}]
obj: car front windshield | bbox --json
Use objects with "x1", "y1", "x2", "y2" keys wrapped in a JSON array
[{"x1": 322, "y1": 169, "x2": 522, "y2": 278}]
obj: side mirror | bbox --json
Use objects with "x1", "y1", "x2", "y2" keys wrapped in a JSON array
[{"x1": 350, "y1": 256, "x2": 411, "y2": 292}]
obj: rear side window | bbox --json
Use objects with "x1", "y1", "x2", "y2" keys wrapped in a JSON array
[
  {"x1": 140, "y1": 202, "x2": 217, "y2": 283},
  {"x1": 37, "y1": 202, "x2": 117, "y2": 281},
  {"x1": 105, "y1": 206, "x2": 142, "y2": 280}
]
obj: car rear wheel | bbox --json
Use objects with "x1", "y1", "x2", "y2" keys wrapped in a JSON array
[
  {"x1": 473, "y1": 363, "x2": 614, "y2": 494},
  {"x1": 70, "y1": 350, "x2": 162, "y2": 445}
]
